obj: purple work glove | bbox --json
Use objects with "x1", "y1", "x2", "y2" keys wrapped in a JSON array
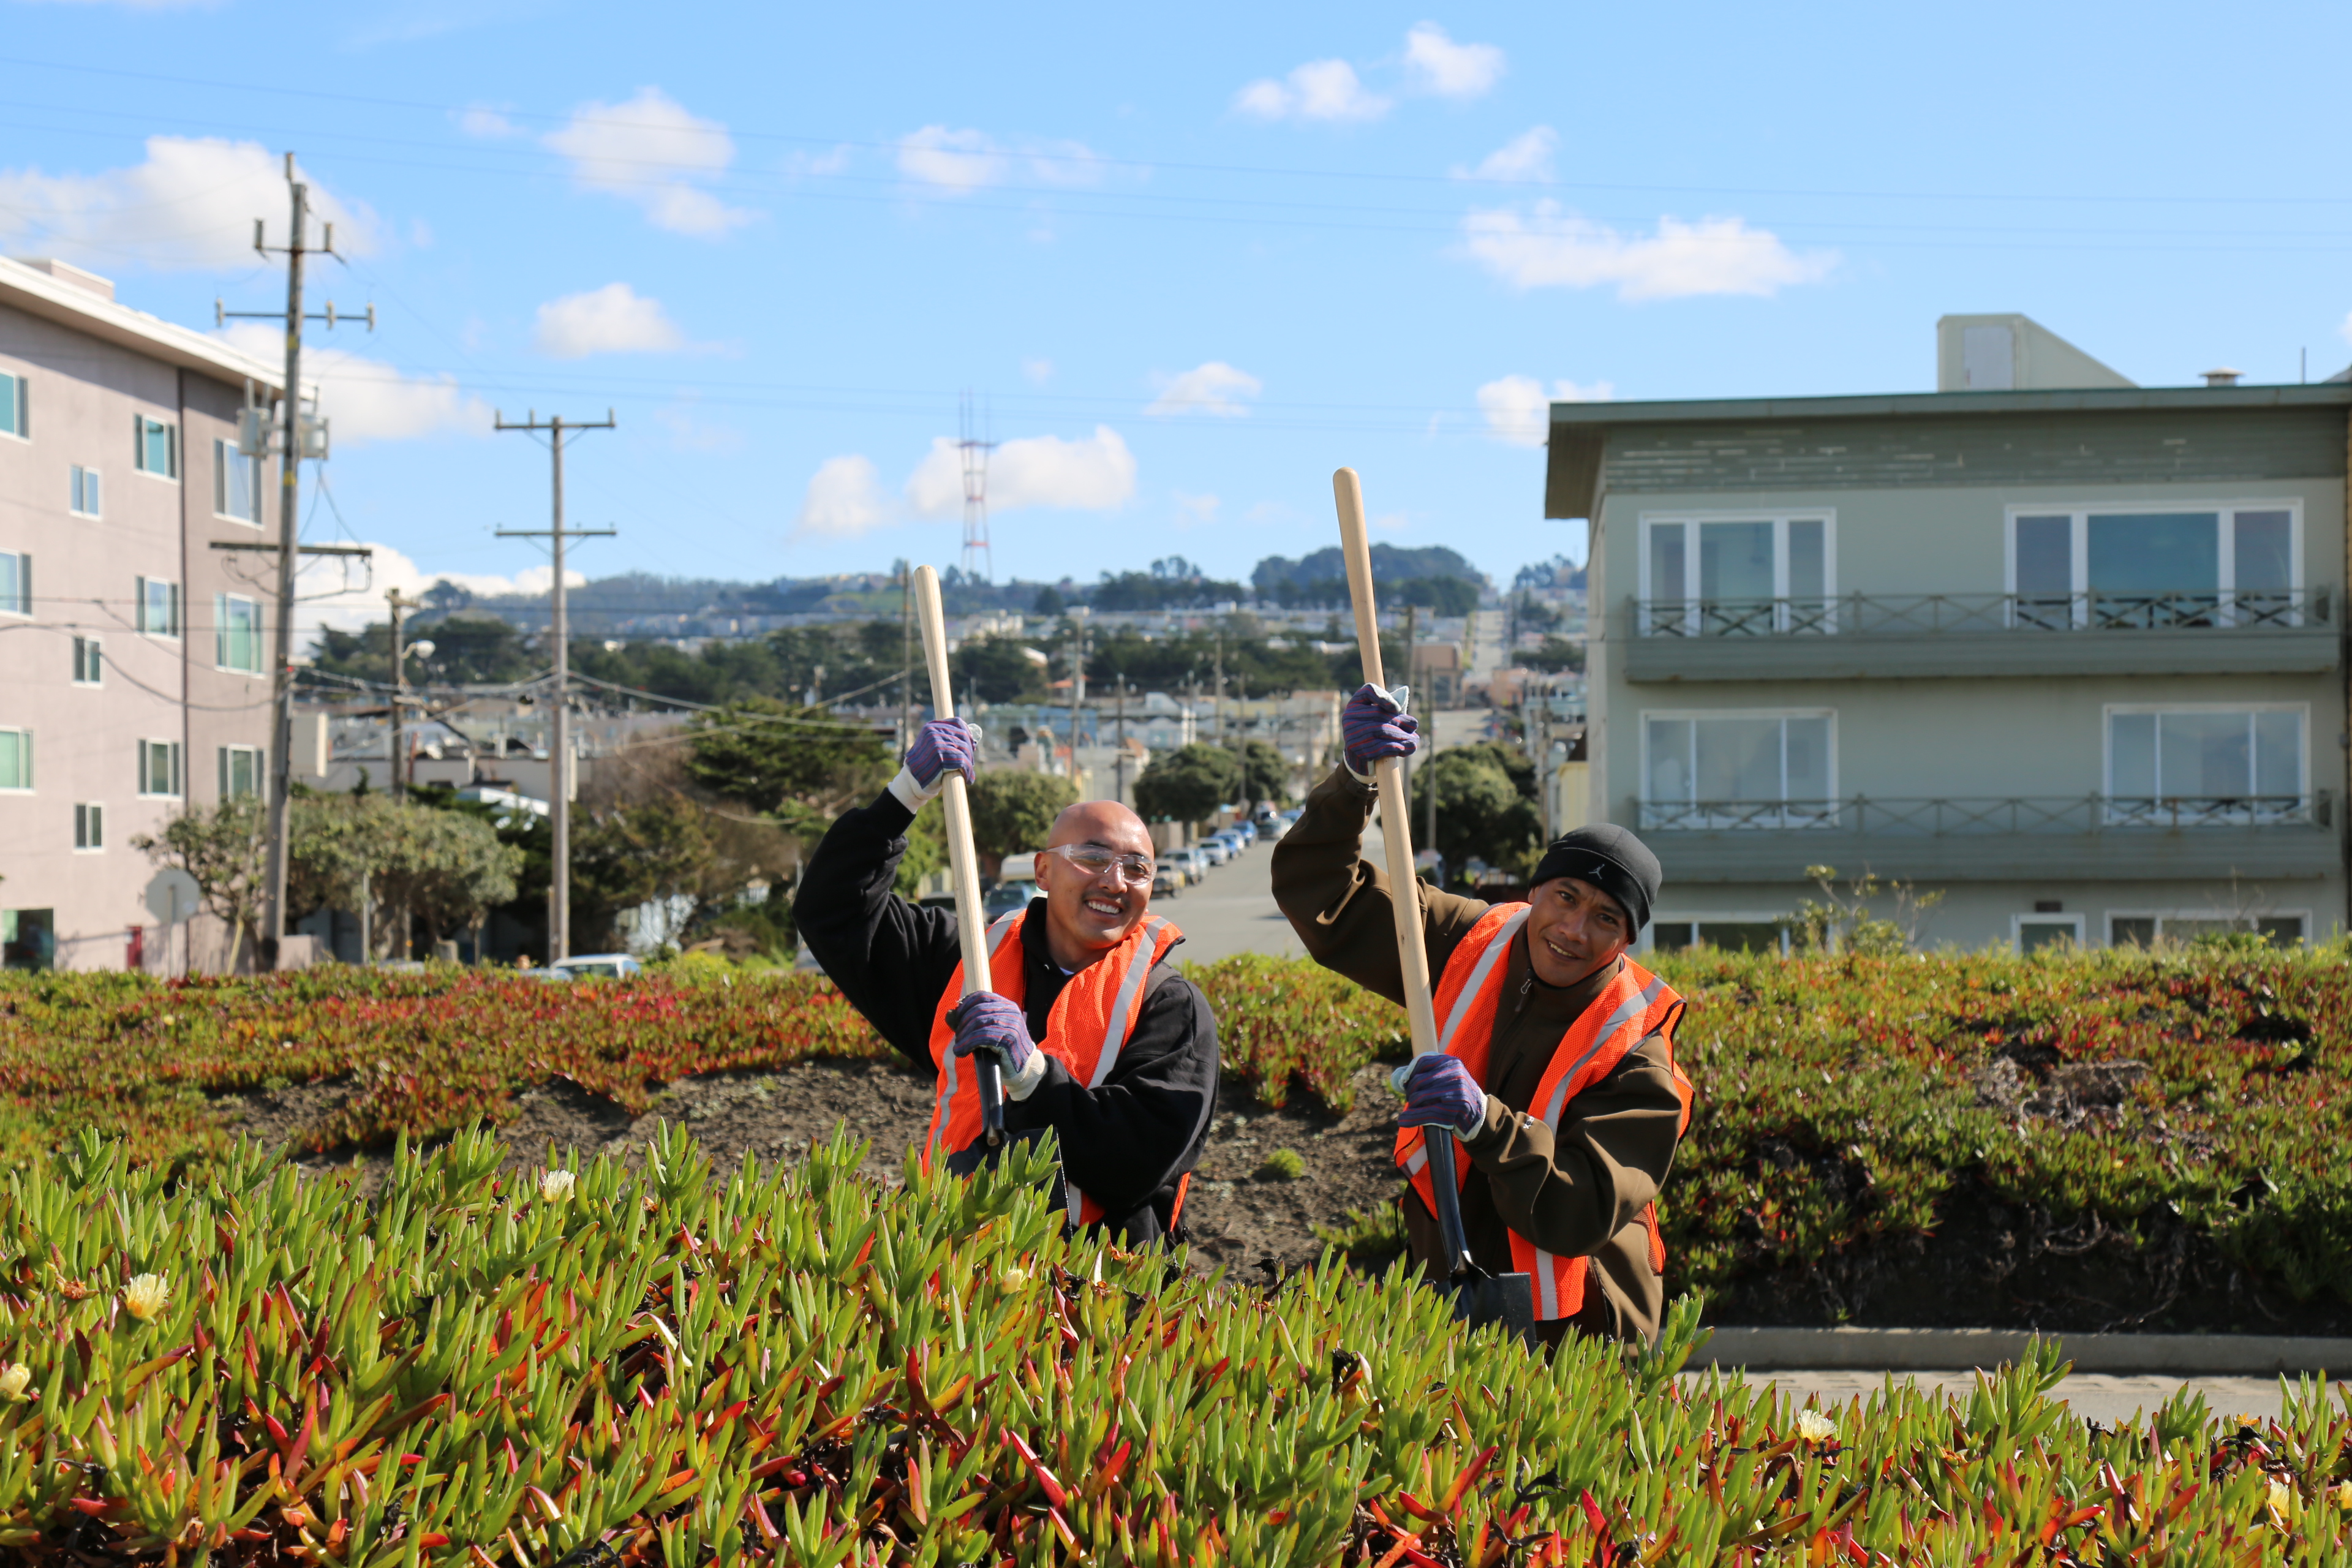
[
  {"x1": 1342, "y1": 683, "x2": 1419, "y2": 780},
  {"x1": 1390, "y1": 1054, "x2": 1488, "y2": 1139},
  {"x1": 948, "y1": 991, "x2": 1047, "y2": 1101},
  {"x1": 889, "y1": 718, "x2": 980, "y2": 810}
]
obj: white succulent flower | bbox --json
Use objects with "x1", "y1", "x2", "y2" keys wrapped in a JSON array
[
  {"x1": 539, "y1": 1169, "x2": 578, "y2": 1203},
  {"x1": 122, "y1": 1273, "x2": 169, "y2": 1322},
  {"x1": 1793, "y1": 1408, "x2": 1836, "y2": 1444},
  {"x1": 0, "y1": 1363, "x2": 31, "y2": 1401}
]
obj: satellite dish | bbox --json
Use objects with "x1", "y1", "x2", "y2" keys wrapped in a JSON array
[{"x1": 143, "y1": 867, "x2": 202, "y2": 926}]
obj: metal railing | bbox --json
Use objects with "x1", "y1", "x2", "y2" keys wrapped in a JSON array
[
  {"x1": 1638, "y1": 792, "x2": 2331, "y2": 834},
  {"x1": 1632, "y1": 589, "x2": 2328, "y2": 638}
]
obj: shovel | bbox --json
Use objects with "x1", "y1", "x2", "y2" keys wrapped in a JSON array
[
  {"x1": 913, "y1": 565, "x2": 1005, "y2": 1147},
  {"x1": 1332, "y1": 469, "x2": 1535, "y2": 1340}
]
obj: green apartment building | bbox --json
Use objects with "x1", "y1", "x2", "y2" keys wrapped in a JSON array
[{"x1": 1545, "y1": 316, "x2": 2352, "y2": 953}]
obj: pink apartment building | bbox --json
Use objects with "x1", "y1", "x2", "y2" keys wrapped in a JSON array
[{"x1": 0, "y1": 256, "x2": 283, "y2": 971}]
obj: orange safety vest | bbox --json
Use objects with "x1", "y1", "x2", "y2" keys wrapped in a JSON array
[
  {"x1": 1394, "y1": 903, "x2": 1694, "y2": 1322},
  {"x1": 924, "y1": 907, "x2": 1186, "y2": 1229}
]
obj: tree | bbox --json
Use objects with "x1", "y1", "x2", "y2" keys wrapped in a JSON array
[
  {"x1": 131, "y1": 795, "x2": 268, "y2": 971},
  {"x1": 1234, "y1": 740, "x2": 1292, "y2": 806},
  {"x1": 954, "y1": 636, "x2": 1046, "y2": 704},
  {"x1": 683, "y1": 699, "x2": 894, "y2": 836},
  {"x1": 285, "y1": 793, "x2": 523, "y2": 959},
  {"x1": 967, "y1": 772, "x2": 1079, "y2": 876},
  {"x1": 1409, "y1": 742, "x2": 1544, "y2": 881},
  {"x1": 1033, "y1": 584, "x2": 1065, "y2": 616},
  {"x1": 1134, "y1": 744, "x2": 1240, "y2": 826},
  {"x1": 1521, "y1": 636, "x2": 1585, "y2": 674}
]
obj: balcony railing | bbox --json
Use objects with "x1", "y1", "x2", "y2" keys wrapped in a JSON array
[
  {"x1": 1634, "y1": 589, "x2": 2329, "y2": 638},
  {"x1": 1639, "y1": 792, "x2": 2332, "y2": 834}
]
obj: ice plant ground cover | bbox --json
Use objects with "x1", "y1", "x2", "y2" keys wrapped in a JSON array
[
  {"x1": 5, "y1": 1125, "x2": 2350, "y2": 1564},
  {"x1": 3, "y1": 943, "x2": 2351, "y2": 1320}
]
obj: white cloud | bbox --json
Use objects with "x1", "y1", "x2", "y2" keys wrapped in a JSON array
[
  {"x1": 1404, "y1": 23, "x2": 1504, "y2": 98},
  {"x1": 17, "y1": 0, "x2": 219, "y2": 9},
  {"x1": 0, "y1": 138, "x2": 378, "y2": 271},
  {"x1": 653, "y1": 405, "x2": 742, "y2": 455},
  {"x1": 1455, "y1": 126, "x2": 1555, "y2": 184},
  {"x1": 2340, "y1": 309, "x2": 2352, "y2": 347},
  {"x1": 456, "y1": 105, "x2": 522, "y2": 139},
  {"x1": 1460, "y1": 202, "x2": 1838, "y2": 300},
  {"x1": 293, "y1": 543, "x2": 582, "y2": 641},
  {"x1": 217, "y1": 323, "x2": 490, "y2": 446},
  {"x1": 895, "y1": 126, "x2": 1109, "y2": 193},
  {"x1": 1146, "y1": 361, "x2": 1263, "y2": 418},
  {"x1": 794, "y1": 454, "x2": 892, "y2": 539},
  {"x1": 1022, "y1": 357, "x2": 1054, "y2": 384},
  {"x1": 542, "y1": 88, "x2": 753, "y2": 238},
  {"x1": 532, "y1": 283, "x2": 685, "y2": 358},
  {"x1": 1234, "y1": 59, "x2": 1391, "y2": 124},
  {"x1": 906, "y1": 427, "x2": 1136, "y2": 516},
  {"x1": 1476, "y1": 375, "x2": 1614, "y2": 447},
  {"x1": 1172, "y1": 492, "x2": 1219, "y2": 530}
]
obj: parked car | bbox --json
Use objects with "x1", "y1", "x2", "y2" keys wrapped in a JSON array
[
  {"x1": 1197, "y1": 840, "x2": 1232, "y2": 867},
  {"x1": 984, "y1": 880, "x2": 1038, "y2": 918},
  {"x1": 531, "y1": 952, "x2": 644, "y2": 982},
  {"x1": 1151, "y1": 865, "x2": 1184, "y2": 899}
]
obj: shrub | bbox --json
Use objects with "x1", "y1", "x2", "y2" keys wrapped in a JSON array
[
  {"x1": 1261, "y1": 1147, "x2": 1306, "y2": 1180},
  {"x1": 1, "y1": 1126, "x2": 2340, "y2": 1562}
]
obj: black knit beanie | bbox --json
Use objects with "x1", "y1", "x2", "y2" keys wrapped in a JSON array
[{"x1": 1529, "y1": 824, "x2": 1662, "y2": 932}]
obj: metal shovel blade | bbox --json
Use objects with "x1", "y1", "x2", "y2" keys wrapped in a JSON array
[{"x1": 1423, "y1": 1134, "x2": 1537, "y2": 1341}]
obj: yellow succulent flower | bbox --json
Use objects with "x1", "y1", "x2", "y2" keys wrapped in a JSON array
[
  {"x1": 1794, "y1": 1409, "x2": 1836, "y2": 1444},
  {"x1": 2333, "y1": 1480, "x2": 2352, "y2": 1512},
  {"x1": 539, "y1": 1169, "x2": 577, "y2": 1203},
  {"x1": 0, "y1": 1363, "x2": 30, "y2": 1401},
  {"x1": 121, "y1": 1273, "x2": 169, "y2": 1322}
]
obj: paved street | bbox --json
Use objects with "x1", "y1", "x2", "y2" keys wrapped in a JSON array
[
  {"x1": 1733, "y1": 1371, "x2": 2301, "y2": 1427},
  {"x1": 1157, "y1": 837, "x2": 1307, "y2": 965}
]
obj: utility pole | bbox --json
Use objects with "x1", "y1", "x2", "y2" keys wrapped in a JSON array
[
  {"x1": 1067, "y1": 612, "x2": 1086, "y2": 783},
  {"x1": 1114, "y1": 674, "x2": 1128, "y2": 806},
  {"x1": 1212, "y1": 632, "x2": 1224, "y2": 747},
  {"x1": 222, "y1": 151, "x2": 372, "y2": 969},
  {"x1": 385, "y1": 587, "x2": 421, "y2": 802},
  {"x1": 897, "y1": 560, "x2": 914, "y2": 756},
  {"x1": 494, "y1": 410, "x2": 615, "y2": 965}
]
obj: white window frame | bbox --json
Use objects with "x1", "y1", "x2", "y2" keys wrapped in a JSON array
[
  {"x1": 137, "y1": 739, "x2": 183, "y2": 800},
  {"x1": 0, "y1": 549, "x2": 27, "y2": 618},
  {"x1": 0, "y1": 370, "x2": 25, "y2": 443},
  {"x1": 2011, "y1": 912, "x2": 2086, "y2": 953},
  {"x1": 217, "y1": 744, "x2": 263, "y2": 801},
  {"x1": 212, "y1": 437, "x2": 263, "y2": 525},
  {"x1": 133, "y1": 415, "x2": 178, "y2": 480},
  {"x1": 1641, "y1": 912, "x2": 1793, "y2": 956},
  {"x1": 2100, "y1": 701, "x2": 2308, "y2": 825},
  {"x1": 214, "y1": 592, "x2": 262, "y2": 673},
  {"x1": 0, "y1": 727, "x2": 30, "y2": 793},
  {"x1": 73, "y1": 802, "x2": 104, "y2": 853},
  {"x1": 69, "y1": 465, "x2": 101, "y2": 518},
  {"x1": 1637, "y1": 508, "x2": 1839, "y2": 636},
  {"x1": 70, "y1": 635, "x2": 101, "y2": 687},
  {"x1": 1638, "y1": 706, "x2": 1839, "y2": 830},
  {"x1": 2105, "y1": 908, "x2": 2312, "y2": 948},
  {"x1": 135, "y1": 576, "x2": 181, "y2": 639},
  {"x1": 2003, "y1": 500, "x2": 2305, "y2": 628}
]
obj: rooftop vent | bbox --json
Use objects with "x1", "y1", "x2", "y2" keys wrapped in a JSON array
[
  {"x1": 15, "y1": 258, "x2": 115, "y2": 302},
  {"x1": 2201, "y1": 368, "x2": 2242, "y2": 387}
]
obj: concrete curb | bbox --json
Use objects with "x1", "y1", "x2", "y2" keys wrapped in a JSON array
[{"x1": 1700, "y1": 1327, "x2": 2352, "y2": 1376}]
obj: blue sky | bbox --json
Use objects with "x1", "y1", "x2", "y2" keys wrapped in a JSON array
[{"x1": 4, "y1": 1, "x2": 2348, "y2": 619}]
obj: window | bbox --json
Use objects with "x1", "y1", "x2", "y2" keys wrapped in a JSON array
[
  {"x1": 2007, "y1": 503, "x2": 2302, "y2": 628},
  {"x1": 0, "y1": 371, "x2": 24, "y2": 439},
  {"x1": 0, "y1": 551, "x2": 26, "y2": 616},
  {"x1": 135, "y1": 576, "x2": 180, "y2": 638},
  {"x1": 2013, "y1": 913, "x2": 2084, "y2": 953},
  {"x1": 1642, "y1": 710, "x2": 1835, "y2": 829},
  {"x1": 73, "y1": 802, "x2": 103, "y2": 852},
  {"x1": 137, "y1": 739, "x2": 182, "y2": 799},
  {"x1": 1649, "y1": 919, "x2": 1788, "y2": 955},
  {"x1": 0, "y1": 729, "x2": 29, "y2": 791},
  {"x1": 2105, "y1": 704, "x2": 2305, "y2": 824},
  {"x1": 134, "y1": 415, "x2": 177, "y2": 479},
  {"x1": 213, "y1": 437, "x2": 262, "y2": 522},
  {"x1": 215, "y1": 594, "x2": 262, "y2": 673},
  {"x1": 69, "y1": 466, "x2": 100, "y2": 518},
  {"x1": 2110, "y1": 912, "x2": 2305, "y2": 948},
  {"x1": 70, "y1": 635, "x2": 101, "y2": 685},
  {"x1": 218, "y1": 745, "x2": 262, "y2": 799},
  {"x1": 1, "y1": 910, "x2": 55, "y2": 973},
  {"x1": 1640, "y1": 513, "x2": 1834, "y2": 635}
]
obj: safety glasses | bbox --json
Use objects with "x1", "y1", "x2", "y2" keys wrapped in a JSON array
[{"x1": 1044, "y1": 843, "x2": 1156, "y2": 886}]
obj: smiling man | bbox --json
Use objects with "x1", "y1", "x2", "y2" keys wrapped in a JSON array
[
  {"x1": 1271, "y1": 686, "x2": 1694, "y2": 1347},
  {"x1": 795, "y1": 719, "x2": 1218, "y2": 1243}
]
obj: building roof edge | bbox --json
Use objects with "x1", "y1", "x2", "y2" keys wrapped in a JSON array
[{"x1": 0, "y1": 256, "x2": 285, "y2": 392}]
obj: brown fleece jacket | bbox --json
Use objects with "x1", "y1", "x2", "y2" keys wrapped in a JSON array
[{"x1": 1270, "y1": 764, "x2": 1687, "y2": 1346}]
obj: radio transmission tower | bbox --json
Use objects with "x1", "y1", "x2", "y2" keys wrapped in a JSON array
[{"x1": 957, "y1": 391, "x2": 997, "y2": 581}]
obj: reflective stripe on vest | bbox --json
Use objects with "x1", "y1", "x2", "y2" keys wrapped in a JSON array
[
  {"x1": 923, "y1": 909, "x2": 1182, "y2": 1231},
  {"x1": 1393, "y1": 903, "x2": 1692, "y2": 1322}
]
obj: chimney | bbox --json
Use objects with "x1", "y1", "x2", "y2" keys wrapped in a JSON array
[{"x1": 2201, "y1": 368, "x2": 2242, "y2": 387}]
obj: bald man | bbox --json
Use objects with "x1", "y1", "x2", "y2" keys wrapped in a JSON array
[{"x1": 796, "y1": 718, "x2": 1219, "y2": 1243}]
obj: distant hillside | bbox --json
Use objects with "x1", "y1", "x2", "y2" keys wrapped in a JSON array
[{"x1": 1251, "y1": 544, "x2": 1485, "y2": 592}]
